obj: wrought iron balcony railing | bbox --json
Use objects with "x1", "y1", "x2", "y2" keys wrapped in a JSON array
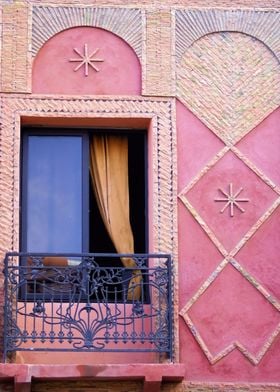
[{"x1": 3, "y1": 252, "x2": 173, "y2": 361}]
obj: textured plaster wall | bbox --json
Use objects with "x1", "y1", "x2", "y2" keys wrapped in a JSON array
[{"x1": 0, "y1": 1, "x2": 279, "y2": 391}]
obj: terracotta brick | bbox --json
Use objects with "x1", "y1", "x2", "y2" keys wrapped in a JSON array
[
  {"x1": 177, "y1": 32, "x2": 280, "y2": 145},
  {"x1": 1, "y1": 2, "x2": 30, "y2": 92},
  {"x1": 4, "y1": 0, "x2": 280, "y2": 7},
  {"x1": 144, "y1": 8, "x2": 174, "y2": 96}
]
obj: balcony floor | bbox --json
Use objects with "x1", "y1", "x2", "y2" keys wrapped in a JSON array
[{"x1": 0, "y1": 363, "x2": 185, "y2": 392}]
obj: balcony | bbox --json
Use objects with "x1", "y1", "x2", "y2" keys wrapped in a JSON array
[{"x1": 3, "y1": 252, "x2": 174, "y2": 362}]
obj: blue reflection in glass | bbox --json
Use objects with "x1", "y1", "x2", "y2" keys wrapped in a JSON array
[{"x1": 27, "y1": 136, "x2": 82, "y2": 253}]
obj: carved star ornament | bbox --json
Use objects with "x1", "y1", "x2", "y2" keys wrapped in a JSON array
[
  {"x1": 214, "y1": 183, "x2": 249, "y2": 217},
  {"x1": 69, "y1": 43, "x2": 104, "y2": 76}
]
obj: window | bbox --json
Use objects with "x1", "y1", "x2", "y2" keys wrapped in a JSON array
[{"x1": 20, "y1": 128, "x2": 147, "y2": 298}]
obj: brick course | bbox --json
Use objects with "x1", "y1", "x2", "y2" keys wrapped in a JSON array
[
  {"x1": 1, "y1": 2, "x2": 29, "y2": 92},
  {"x1": 144, "y1": 8, "x2": 174, "y2": 96},
  {"x1": 3, "y1": 0, "x2": 279, "y2": 7}
]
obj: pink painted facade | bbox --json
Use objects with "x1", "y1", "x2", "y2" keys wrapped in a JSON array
[
  {"x1": 177, "y1": 100, "x2": 280, "y2": 383},
  {"x1": 33, "y1": 27, "x2": 142, "y2": 95},
  {"x1": 0, "y1": 2, "x2": 279, "y2": 391}
]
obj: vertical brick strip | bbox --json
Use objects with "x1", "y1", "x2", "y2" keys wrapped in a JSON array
[
  {"x1": 144, "y1": 8, "x2": 173, "y2": 97},
  {"x1": 1, "y1": 3, "x2": 29, "y2": 92}
]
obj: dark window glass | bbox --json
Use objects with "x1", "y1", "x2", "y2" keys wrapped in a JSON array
[
  {"x1": 26, "y1": 136, "x2": 83, "y2": 253},
  {"x1": 21, "y1": 129, "x2": 146, "y2": 255}
]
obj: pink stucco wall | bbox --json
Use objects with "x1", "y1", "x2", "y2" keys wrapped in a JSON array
[
  {"x1": 177, "y1": 100, "x2": 280, "y2": 381},
  {"x1": 20, "y1": 24, "x2": 280, "y2": 383}
]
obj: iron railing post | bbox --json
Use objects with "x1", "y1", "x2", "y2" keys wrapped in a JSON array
[{"x1": 167, "y1": 255, "x2": 174, "y2": 360}]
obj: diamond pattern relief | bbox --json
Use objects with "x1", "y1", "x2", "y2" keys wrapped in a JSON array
[
  {"x1": 180, "y1": 264, "x2": 280, "y2": 364},
  {"x1": 179, "y1": 151, "x2": 279, "y2": 253},
  {"x1": 177, "y1": 32, "x2": 280, "y2": 145},
  {"x1": 176, "y1": 20, "x2": 280, "y2": 369},
  {"x1": 177, "y1": 100, "x2": 225, "y2": 188},
  {"x1": 237, "y1": 107, "x2": 280, "y2": 188},
  {"x1": 178, "y1": 204, "x2": 225, "y2": 301},
  {"x1": 235, "y1": 207, "x2": 280, "y2": 300}
]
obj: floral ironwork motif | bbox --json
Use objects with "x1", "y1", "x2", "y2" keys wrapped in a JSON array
[{"x1": 3, "y1": 252, "x2": 173, "y2": 360}]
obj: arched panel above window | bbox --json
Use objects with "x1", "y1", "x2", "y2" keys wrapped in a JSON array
[{"x1": 32, "y1": 27, "x2": 141, "y2": 95}]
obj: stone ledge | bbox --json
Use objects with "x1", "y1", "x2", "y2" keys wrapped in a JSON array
[{"x1": 0, "y1": 363, "x2": 185, "y2": 392}]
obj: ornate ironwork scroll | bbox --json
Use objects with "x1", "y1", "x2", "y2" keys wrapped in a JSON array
[{"x1": 3, "y1": 253, "x2": 173, "y2": 361}]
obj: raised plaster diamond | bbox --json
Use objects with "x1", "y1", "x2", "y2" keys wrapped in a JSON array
[
  {"x1": 179, "y1": 151, "x2": 279, "y2": 252},
  {"x1": 69, "y1": 44, "x2": 104, "y2": 76},
  {"x1": 180, "y1": 264, "x2": 280, "y2": 365}
]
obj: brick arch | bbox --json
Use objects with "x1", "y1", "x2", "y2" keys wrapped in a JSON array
[
  {"x1": 175, "y1": 9, "x2": 280, "y2": 64},
  {"x1": 32, "y1": 6, "x2": 142, "y2": 60},
  {"x1": 32, "y1": 26, "x2": 141, "y2": 95}
]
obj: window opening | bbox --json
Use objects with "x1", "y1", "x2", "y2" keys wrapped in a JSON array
[{"x1": 20, "y1": 128, "x2": 147, "y2": 301}]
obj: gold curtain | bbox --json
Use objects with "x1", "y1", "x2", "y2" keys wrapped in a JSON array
[{"x1": 89, "y1": 135, "x2": 141, "y2": 300}]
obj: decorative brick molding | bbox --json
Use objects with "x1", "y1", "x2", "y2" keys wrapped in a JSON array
[
  {"x1": 0, "y1": 94, "x2": 177, "y2": 253},
  {"x1": 32, "y1": 6, "x2": 143, "y2": 60},
  {"x1": 177, "y1": 32, "x2": 280, "y2": 145},
  {"x1": 175, "y1": 9, "x2": 280, "y2": 62}
]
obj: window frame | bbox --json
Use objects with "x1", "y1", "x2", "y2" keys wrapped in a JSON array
[{"x1": 20, "y1": 127, "x2": 148, "y2": 292}]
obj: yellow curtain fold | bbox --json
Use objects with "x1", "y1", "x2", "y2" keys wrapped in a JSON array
[{"x1": 89, "y1": 135, "x2": 142, "y2": 300}]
